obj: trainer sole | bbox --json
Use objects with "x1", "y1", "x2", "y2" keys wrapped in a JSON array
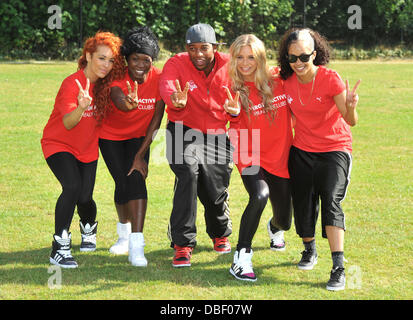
[
  {"x1": 297, "y1": 258, "x2": 318, "y2": 270},
  {"x1": 49, "y1": 258, "x2": 78, "y2": 269},
  {"x1": 270, "y1": 246, "x2": 286, "y2": 252},
  {"x1": 172, "y1": 263, "x2": 191, "y2": 268},
  {"x1": 229, "y1": 268, "x2": 257, "y2": 282},
  {"x1": 214, "y1": 249, "x2": 231, "y2": 254},
  {"x1": 80, "y1": 247, "x2": 96, "y2": 252},
  {"x1": 326, "y1": 284, "x2": 345, "y2": 291}
]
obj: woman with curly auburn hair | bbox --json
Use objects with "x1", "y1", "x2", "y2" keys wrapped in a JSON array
[
  {"x1": 41, "y1": 31, "x2": 122, "y2": 268},
  {"x1": 98, "y1": 26, "x2": 165, "y2": 267},
  {"x1": 277, "y1": 28, "x2": 361, "y2": 291},
  {"x1": 221, "y1": 34, "x2": 293, "y2": 282}
]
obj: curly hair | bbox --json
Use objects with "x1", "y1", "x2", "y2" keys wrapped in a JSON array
[
  {"x1": 121, "y1": 26, "x2": 160, "y2": 61},
  {"x1": 278, "y1": 28, "x2": 331, "y2": 80},
  {"x1": 228, "y1": 34, "x2": 276, "y2": 120},
  {"x1": 77, "y1": 31, "x2": 125, "y2": 124}
]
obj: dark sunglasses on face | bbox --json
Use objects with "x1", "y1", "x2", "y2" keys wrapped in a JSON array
[{"x1": 287, "y1": 52, "x2": 314, "y2": 63}]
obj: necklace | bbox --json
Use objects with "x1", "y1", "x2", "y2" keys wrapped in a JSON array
[{"x1": 297, "y1": 67, "x2": 318, "y2": 106}]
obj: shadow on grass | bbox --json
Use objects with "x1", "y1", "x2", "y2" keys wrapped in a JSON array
[{"x1": 0, "y1": 244, "x2": 325, "y2": 293}]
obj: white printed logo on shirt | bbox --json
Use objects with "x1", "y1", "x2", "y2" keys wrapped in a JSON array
[{"x1": 188, "y1": 80, "x2": 197, "y2": 92}]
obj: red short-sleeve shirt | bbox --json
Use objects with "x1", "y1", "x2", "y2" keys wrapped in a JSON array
[
  {"x1": 41, "y1": 69, "x2": 99, "y2": 163},
  {"x1": 99, "y1": 66, "x2": 162, "y2": 140},
  {"x1": 284, "y1": 66, "x2": 351, "y2": 153}
]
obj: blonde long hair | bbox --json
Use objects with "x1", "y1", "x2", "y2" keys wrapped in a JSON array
[{"x1": 228, "y1": 34, "x2": 275, "y2": 119}]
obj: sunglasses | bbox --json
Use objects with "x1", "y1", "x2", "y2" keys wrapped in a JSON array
[{"x1": 287, "y1": 52, "x2": 315, "y2": 63}]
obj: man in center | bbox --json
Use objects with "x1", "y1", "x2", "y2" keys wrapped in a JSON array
[{"x1": 159, "y1": 23, "x2": 233, "y2": 267}]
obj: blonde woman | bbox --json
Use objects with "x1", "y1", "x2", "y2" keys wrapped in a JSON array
[{"x1": 221, "y1": 34, "x2": 293, "y2": 281}]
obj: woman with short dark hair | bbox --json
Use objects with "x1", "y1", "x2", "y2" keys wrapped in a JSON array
[{"x1": 99, "y1": 26, "x2": 165, "y2": 267}]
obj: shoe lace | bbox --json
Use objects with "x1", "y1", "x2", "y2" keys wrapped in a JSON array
[
  {"x1": 301, "y1": 249, "x2": 314, "y2": 262},
  {"x1": 175, "y1": 246, "x2": 192, "y2": 259},
  {"x1": 81, "y1": 233, "x2": 96, "y2": 243},
  {"x1": 214, "y1": 237, "x2": 228, "y2": 248},
  {"x1": 330, "y1": 267, "x2": 345, "y2": 281}
]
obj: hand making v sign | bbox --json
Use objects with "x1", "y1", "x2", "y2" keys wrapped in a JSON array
[
  {"x1": 170, "y1": 79, "x2": 189, "y2": 108},
  {"x1": 125, "y1": 80, "x2": 139, "y2": 110},
  {"x1": 75, "y1": 78, "x2": 92, "y2": 110},
  {"x1": 223, "y1": 87, "x2": 240, "y2": 116},
  {"x1": 345, "y1": 79, "x2": 361, "y2": 110}
]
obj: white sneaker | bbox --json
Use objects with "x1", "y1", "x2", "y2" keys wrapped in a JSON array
[
  {"x1": 109, "y1": 222, "x2": 131, "y2": 255},
  {"x1": 229, "y1": 248, "x2": 257, "y2": 282},
  {"x1": 128, "y1": 233, "x2": 148, "y2": 267},
  {"x1": 267, "y1": 219, "x2": 286, "y2": 251}
]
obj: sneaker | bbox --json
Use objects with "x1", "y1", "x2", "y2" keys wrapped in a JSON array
[
  {"x1": 50, "y1": 230, "x2": 78, "y2": 269},
  {"x1": 297, "y1": 249, "x2": 318, "y2": 270},
  {"x1": 326, "y1": 267, "x2": 346, "y2": 291},
  {"x1": 229, "y1": 248, "x2": 257, "y2": 282},
  {"x1": 109, "y1": 222, "x2": 131, "y2": 255},
  {"x1": 128, "y1": 232, "x2": 147, "y2": 267},
  {"x1": 172, "y1": 245, "x2": 193, "y2": 268},
  {"x1": 267, "y1": 219, "x2": 285, "y2": 251},
  {"x1": 79, "y1": 221, "x2": 98, "y2": 252},
  {"x1": 212, "y1": 237, "x2": 231, "y2": 254}
]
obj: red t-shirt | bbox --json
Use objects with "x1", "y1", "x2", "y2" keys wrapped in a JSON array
[
  {"x1": 228, "y1": 77, "x2": 293, "y2": 178},
  {"x1": 159, "y1": 51, "x2": 230, "y2": 133},
  {"x1": 41, "y1": 69, "x2": 99, "y2": 163},
  {"x1": 99, "y1": 66, "x2": 162, "y2": 140},
  {"x1": 284, "y1": 66, "x2": 351, "y2": 153}
]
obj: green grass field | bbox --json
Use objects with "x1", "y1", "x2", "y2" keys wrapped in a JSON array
[{"x1": 0, "y1": 59, "x2": 412, "y2": 301}]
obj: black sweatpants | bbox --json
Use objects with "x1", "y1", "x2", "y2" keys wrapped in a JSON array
[
  {"x1": 166, "y1": 121, "x2": 233, "y2": 248},
  {"x1": 99, "y1": 137, "x2": 149, "y2": 204},
  {"x1": 237, "y1": 166, "x2": 292, "y2": 250},
  {"x1": 46, "y1": 152, "x2": 97, "y2": 235}
]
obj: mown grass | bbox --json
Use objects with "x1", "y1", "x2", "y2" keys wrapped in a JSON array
[{"x1": 0, "y1": 60, "x2": 412, "y2": 300}]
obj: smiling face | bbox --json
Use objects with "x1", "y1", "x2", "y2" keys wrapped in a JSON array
[
  {"x1": 236, "y1": 45, "x2": 257, "y2": 82},
  {"x1": 127, "y1": 52, "x2": 152, "y2": 83},
  {"x1": 287, "y1": 39, "x2": 317, "y2": 83},
  {"x1": 85, "y1": 45, "x2": 115, "y2": 82},
  {"x1": 186, "y1": 42, "x2": 217, "y2": 75}
]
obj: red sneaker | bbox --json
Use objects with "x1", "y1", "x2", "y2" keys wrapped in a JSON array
[
  {"x1": 172, "y1": 245, "x2": 193, "y2": 267},
  {"x1": 212, "y1": 237, "x2": 231, "y2": 254}
]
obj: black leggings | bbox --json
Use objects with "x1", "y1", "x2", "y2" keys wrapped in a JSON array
[
  {"x1": 99, "y1": 137, "x2": 149, "y2": 204},
  {"x1": 237, "y1": 166, "x2": 292, "y2": 250},
  {"x1": 46, "y1": 152, "x2": 97, "y2": 235}
]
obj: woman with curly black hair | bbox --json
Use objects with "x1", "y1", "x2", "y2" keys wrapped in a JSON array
[
  {"x1": 98, "y1": 26, "x2": 165, "y2": 266},
  {"x1": 278, "y1": 28, "x2": 360, "y2": 291}
]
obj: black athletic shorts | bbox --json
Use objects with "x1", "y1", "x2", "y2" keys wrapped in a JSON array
[{"x1": 288, "y1": 146, "x2": 352, "y2": 238}]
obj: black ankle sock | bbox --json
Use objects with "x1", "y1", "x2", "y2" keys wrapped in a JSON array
[
  {"x1": 332, "y1": 251, "x2": 344, "y2": 268},
  {"x1": 269, "y1": 220, "x2": 280, "y2": 233},
  {"x1": 303, "y1": 239, "x2": 316, "y2": 253}
]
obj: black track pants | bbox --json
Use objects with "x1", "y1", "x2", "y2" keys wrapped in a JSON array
[{"x1": 166, "y1": 121, "x2": 233, "y2": 247}]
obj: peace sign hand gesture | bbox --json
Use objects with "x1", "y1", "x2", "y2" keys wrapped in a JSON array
[
  {"x1": 346, "y1": 79, "x2": 361, "y2": 110},
  {"x1": 170, "y1": 79, "x2": 189, "y2": 108},
  {"x1": 125, "y1": 80, "x2": 139, "y2": 110},
  {"x1": 75, "y1": 78, "x2": 92, "y2": 111},
  {"x1": 223, "y1": 87, "x2": 241, "y2": 116}
]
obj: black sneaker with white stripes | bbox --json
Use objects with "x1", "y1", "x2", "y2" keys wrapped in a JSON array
[
  {"x1": 49, "y1": 230, "x2": 78, "y2": 268},
  {"x1": 79, "y1": 221, "x2": 98, "y2": 252}
]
